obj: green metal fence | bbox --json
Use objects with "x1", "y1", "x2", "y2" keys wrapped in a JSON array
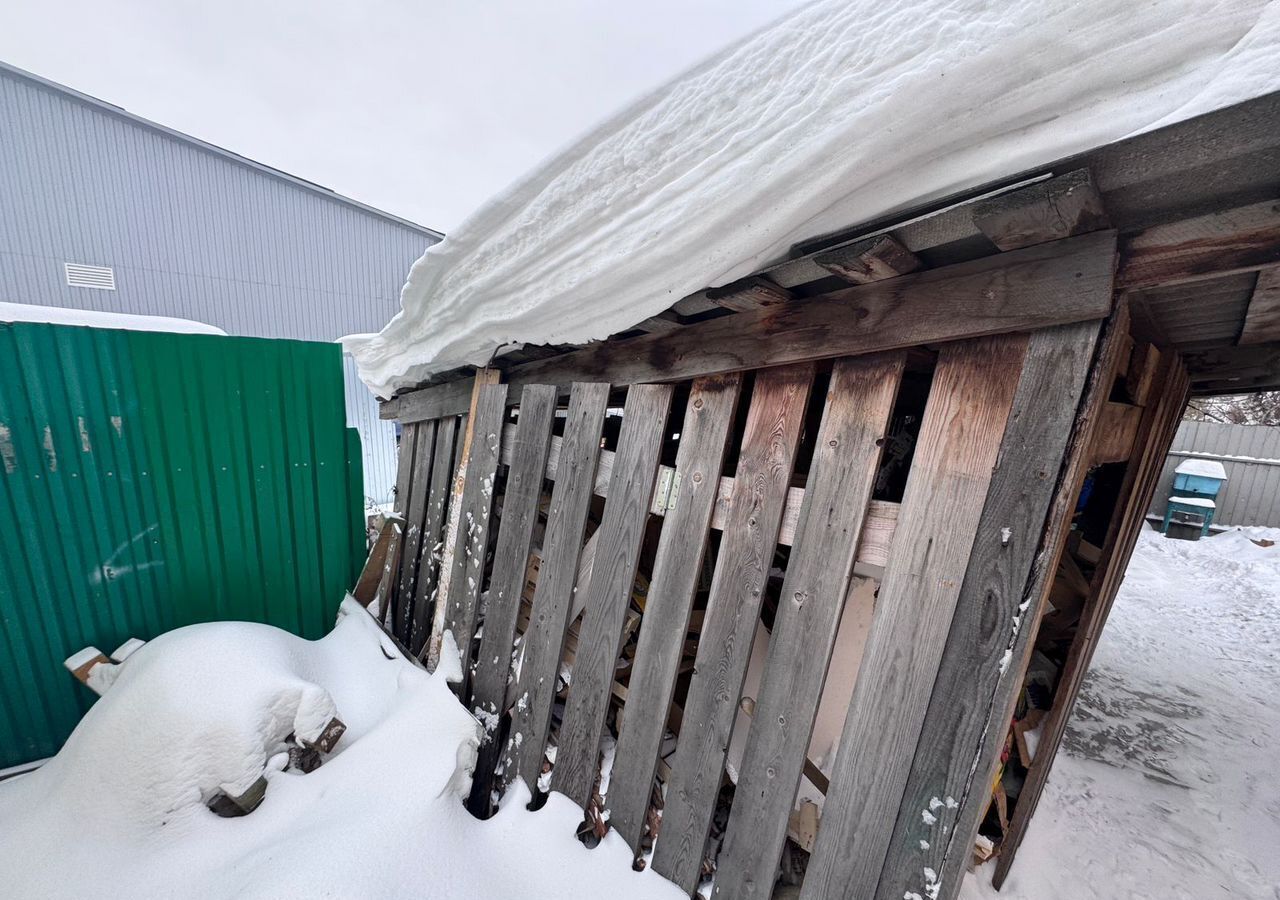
[{"x1": 0, "y1": 322, "x2": 365, "y2": 767}]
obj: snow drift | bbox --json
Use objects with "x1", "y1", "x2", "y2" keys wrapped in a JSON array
[
  {"x1": 345, "y1": 0, "x2": 1280, "y2": 397},
  {"x1": 0, "y1": 602, "x2": 680, "y2": 899}
]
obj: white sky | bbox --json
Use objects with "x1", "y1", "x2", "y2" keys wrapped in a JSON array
[{"x1": 1, "y1": 0, "x2": 809, "y2": 232}]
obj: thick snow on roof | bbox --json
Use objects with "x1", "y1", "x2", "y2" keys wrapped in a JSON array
[
  {"x1": 1176, "y1": 457, "x2": 1229, "y2": 480},
  {"x1": 0, "y1": 302, "x2": 227, "y2": 335},
  {"x1": 346, "y1": 0, "x2": 1280, "y2": 398}
]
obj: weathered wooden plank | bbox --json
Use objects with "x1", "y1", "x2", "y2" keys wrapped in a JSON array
[
  {"x1": 607, "y1": 374, "x2": 743, "y2": 852},
  {"x1": 466, "y1": 385, "x2": 558, "y2": 816},
  {"x1": 1117, "y1": 199, "x2": 1280, "y2": 291},
  {"x1": 704, "y1": 276, "x2": 792, "y2": 312},
  {"x1": 1239, "y1": 267, "x2": 1280, "y2": 346},
  {"x1": 396, "y1": 420, "x2": 438, "y2": 642},
  {"x1": 973, "y1": 169, "x2": 1110, "y2": 251},
  {"x1": 427, "y1": 367, "x2": 498, "y2": 670},
  {"x1": 381, "y1": 375, "x2": 476, "y2": 422},
  {"x1": 440, "y1": 382, "x2": 509, "y2": 679},
  {"x1": 388, "y1": 423, "x2": 419, "y2": 635},
  {"x1": 993, "y1": 354, "x2": 1191, "y2": 888},
  {"x1": 552, "y1": 384, "x2": 674, "y2": 809},
  {"x1": 871, "y1": 314, "x2": 1118, "y2": 900},
  {"x1": 1090, "y1": 401, "x2": 1142, "y2": 464},
  {"x1": 390, "y1": 231, "x2": 1116, "y2": 420},
  {"x1": 509, "y1": 383, "x2": 610, "y2": 794},
  {"x1": 501, "y1": 420, "x2": 898, "y2": 562},
  {"x1": 649, "y1": 364, "x2": 814, "y2": 893},
  {"x1": 800, "y1": 335, "x2": 1027, "y2": 900},
  {"x1": 712, "y1": 352, "x2": 906, "y2": 900},
  {"x1": 410, "y1": 416, "x2": 458, "y2": 656},
  {"x1": 508, "y1": 231, "x2": 1113, "y2": 393},
  {"x1": 813, "y1": 235, "x2": 922, "y2": 283},
  {"x1": 353, "y1": 515, "x2": 401, "y2": 607}
]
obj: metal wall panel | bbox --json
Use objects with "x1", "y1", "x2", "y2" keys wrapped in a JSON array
[
  {"x1": 0, "y1": 322, "x2": 366, "y2": 767},
  {"x1": 343, "y1": 354, "x2": 399, "y2": 505},
  {"x1": 1147, "y1": 420, "x2": 1280, "y2": 527},
  {"x1": 0, "y1": 63, "x2": 438, "y2": 508}
]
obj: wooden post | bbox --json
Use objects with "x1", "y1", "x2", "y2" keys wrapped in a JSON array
[{"x1": 426, "y1": 369, "x2": 501, "y2": 671}]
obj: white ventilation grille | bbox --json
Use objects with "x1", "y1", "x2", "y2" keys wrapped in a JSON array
[{"x1": 64, "y1": 263, "x2": 116, "y2": 291}]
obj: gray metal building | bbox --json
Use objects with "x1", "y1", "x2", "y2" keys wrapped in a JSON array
[
  {"x1": 1148, "y1": 420, "x2": 1280, "y2": 527},
  {"x1": 0, "y1": 60, "x2": 440, "y2": 504}
]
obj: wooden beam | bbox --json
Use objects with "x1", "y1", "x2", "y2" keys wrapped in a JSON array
[
  {"x1": 1116, "y1": 199, "x2": 1280, "y2": 291},
  {"x1": 992, "y1": 354, "x2": 1191, "y2": 888},
  {"x1": 800, "y1": 335, "x2": 1026, "y2": 900},
  {"x1": 381, "y1": 375, "x2": 476, "y2": 422},
  {"x1": 703, "y1": 276, "x2": 792, "y2": 312},
  {"x1": 872, "y1": 309, "x2": 1125, "y2": 900},
  {"x1": 388, "y1": 231, "x2": 1117, "y2": 421},
  {"x1": 1239, "y1": 267, "x2": 1280, "y2": 346},
  {"x1": 714, "y1": 352, "x2": 905, "y2": 900},
  {"x1": 813, "y1": 235, "x2": 922, "y2": 283},
  {"x1": 972, "y1": 169, "x2": 1110, "y2": 251}
]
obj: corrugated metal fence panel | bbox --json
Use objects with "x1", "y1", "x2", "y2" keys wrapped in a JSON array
[
  {"x1": 1147, "y1": 420, "x2": 1280, "y2": 527},
  {"x1": 343, "y1": 354, "x2": 398, "y2": 506},
  {"x1": 0, "y1": 322, "x2": 365, "y2": 767}
]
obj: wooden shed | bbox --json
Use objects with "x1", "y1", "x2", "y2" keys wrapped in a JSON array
[{"x1": 372, "y1": 92, "x2": 1280, "y2": 899}]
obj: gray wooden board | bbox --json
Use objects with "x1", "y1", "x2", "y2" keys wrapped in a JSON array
[
  {"x1": 509, "y1": 383, "x2": 610, "y2": 794},
  {"x1": 871, "y1": 319, "x2": 1107, "y2": 900},
  {"x1": 551, "y1": 383, "x2": 675, "y2": 809},
  {"x1": 972, "y1": 169, "x2": 1110, "y2": 251},
  {"x1": 606, "y1": 373, "x2": 743, "y2": 852},
  {"x1": 398, "y1": 420, "x2": 438, "y2": 642},
  {"x1": 387, "y1": 232, "x2": 1115, "y2": 420},
  {"x1": 651, "y1": 363, "x2": 815, "y2": 893},
  {"x1": 411, "y1": 415, "x2": 458, "y2": 656},
  {"x1": 798, "y1": 335, "x2": 1029, "y2": 900},
  {"x1": 391, "y1": 422, "x2": 419, "y2": 633},
  {"x1": 442, "y1": 383, "x2": 509, "y2": 680},
  {"x1": 467, "y1": 385, "x2": 558, "y2": 816},
  {"x1": 711, "y1": 353, "x2": 906, "y2": 900}
]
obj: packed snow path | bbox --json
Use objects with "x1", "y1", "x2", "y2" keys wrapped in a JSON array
[{"x1": 962, "y1": 526, "x2": 1280, "y2": 900}]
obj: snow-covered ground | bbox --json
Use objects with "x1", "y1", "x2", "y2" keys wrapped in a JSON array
[
  {"x1": 962, "y1": 525, "x2": 1280, "y2": 900},
  {"x1": 0, "y1": 599, "x2": 680, "y2": 900}
]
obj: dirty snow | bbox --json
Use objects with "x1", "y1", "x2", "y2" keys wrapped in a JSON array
[
  {"x1": 962, "y1": 525, "x2": 1280, "y2": 900},
  {"x1": 0, "y1": 301, "x2": 227, "y2": 335},
  {"x1": 345, "y1": 0, "x2": 1280, "y2": 396},
  {"x1": 0, "y1": 599, "x2": 680, "y2": 900}
]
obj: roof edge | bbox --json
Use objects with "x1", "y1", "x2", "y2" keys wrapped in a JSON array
[{"x1": 0, "y1": 59, "x2": 444, "y2": 240}]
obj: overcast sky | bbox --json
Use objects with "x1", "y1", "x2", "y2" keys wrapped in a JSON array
[{"x1": 1, "y1": 0, "x2": 809, "y2": 231}]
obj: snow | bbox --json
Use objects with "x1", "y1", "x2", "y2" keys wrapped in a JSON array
[
  {"x1": 345, "y1": 0, "x2": 1280, "y2": 397},
  {"x1": 0, "y1": 301, "x2": 227, "y2": 335},
  {"x1": 1175, "y1": 458, "x2": 1229, "y2": 480},
  {"x1": 1169, "y1": 495, "x2": 1217, "y2": 509},
  {"x1": 0, "y1": 599, "x2": 680, "y2": 899},
  {"x1": 961, "y1": 525, "x2": 1280, "y2": 899}
]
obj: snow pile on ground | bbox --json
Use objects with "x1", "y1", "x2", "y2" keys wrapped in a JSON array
[
  {"x1": 345, "y1": 0, "x2": 1280, "y2": 396},
  {"x1": 0, "y1": 601, "x2": 680, "y2": 900},
  {"x1": 961, "y1": 525, "x2": 1280, "y2": 900}
]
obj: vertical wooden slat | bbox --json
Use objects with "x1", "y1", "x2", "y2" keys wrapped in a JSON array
[
  {"x1": 992, "y1": 352, "x2": 1190, "y2": 888},
  {"x1": 552, "y1": 383, "x2": 675, "y2": 809},
  {"x1": 510, "y1": 383, "x2": 610, "y2": 794},
  {"x1": 397, "y1": 419, "x2": 438, "y2": 642},
  {"x1": 607, "y1": 374, "x2": 743, "y2": 851},
  {"x1": 426, "y1": 367, "x2": 498, "y2": 671},
  {"x1": 410, "y1": 415, "x2": 458, "y2": 656},
  {"x1": 798, "y1": 335, "x2": 1028, "y2": 900},
  {"x1": 390, "y1": 422, "x2": 419, "y2": 634},
  {"x1": 713, "y1": 352, "x2": 905, "y2": 900},
  {"x1": 872, "y1": 314, "x2": 1121, "y2": 900},
  {"x1": 652, "y1": 363, "x2": 814, "y2": 893},
  {"x1": 467, "y1": 385, "x2": 559, "y2": 815},
  {"x1": 441, "y1": 382, "x2": 509, "y2": 679}
]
